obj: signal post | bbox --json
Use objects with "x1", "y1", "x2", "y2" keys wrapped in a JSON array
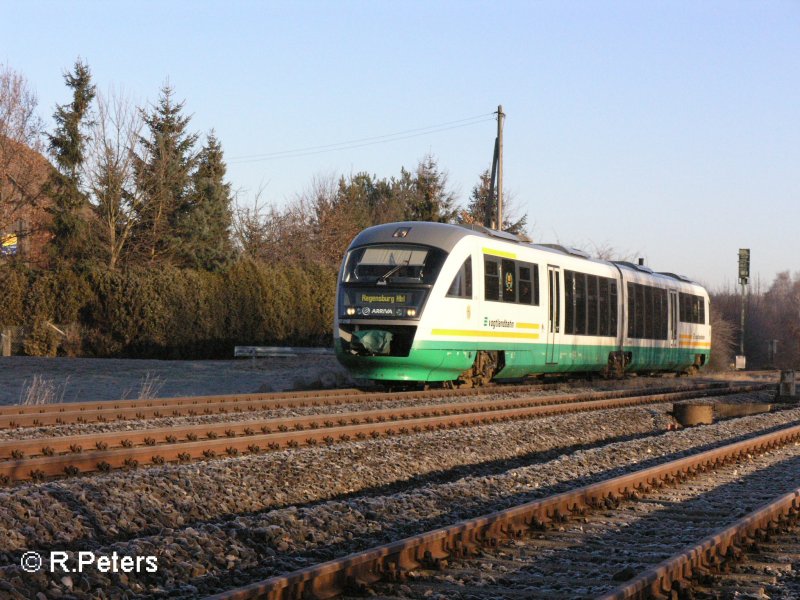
[{"x1": 737, "y1": 248, "x2": 749, "y2": 370}]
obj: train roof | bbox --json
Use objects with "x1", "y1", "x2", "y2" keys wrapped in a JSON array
[
  {"x1": 347, "y1": 221, "x2": 509, "y2": 253},
  {"x1": 347, "y1": 221, "x2": 704, "y2": 289}
]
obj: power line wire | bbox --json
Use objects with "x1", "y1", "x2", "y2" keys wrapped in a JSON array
[{"x1": 228, "y1": 113, "x2": 495, "y2": 164}]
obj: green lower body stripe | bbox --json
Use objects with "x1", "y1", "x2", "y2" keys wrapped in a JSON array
[{"x1": 336, "y1": 339, "x2": 710, "y2": 382}]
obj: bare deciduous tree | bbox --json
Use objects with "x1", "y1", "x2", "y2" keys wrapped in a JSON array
[
  {"x1": 708, "y1": 303, "x2": 737, "y2": 371},
  {"x1": 83, "y1": 89, "x2": 144, "y2": 269},
  {"x1": 233, "y1": 176, "x2": 336, "y2": 267},
  {"x1": 0, "y1": 64, "x2": 48, "y2": 258}
]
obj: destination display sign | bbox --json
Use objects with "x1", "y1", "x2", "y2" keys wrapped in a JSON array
[
  {"x1": 341, "y1": 288, "x2": 425, "y2": 319},
  {"x1": 359, "y1": 293, "x2": 408, "y2": 304}
]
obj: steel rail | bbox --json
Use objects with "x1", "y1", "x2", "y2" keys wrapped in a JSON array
[
  {"x1": 0, "y1": 384, "x2": 769, "y2": 484},
  {"x1": 0, "y1": 378, "x2": 750, "y2": 429},
  {"x1": 0, "y1": 383, "x2": 763, "y2": 460},
  {"x1": 0, "y1": 388, "x2": 364, "y2": 417},
  {"x1": 0, "y1": 382, "x2": 589, "y2": 429},
  {"x1": 202, "y1": 420, "x2": 800, "y2": 600},
  {"x1": 597, "y1": 490, "x2": 800, "y2": 600}
]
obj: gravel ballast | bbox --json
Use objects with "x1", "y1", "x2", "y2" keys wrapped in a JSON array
[{"x1": 0, "y1": 390, "x2": 796, "y2": 598}]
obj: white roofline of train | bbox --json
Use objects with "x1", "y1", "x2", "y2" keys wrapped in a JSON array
[{"x1": 349, "y1": 221, "x2": 703, "y2": 287}]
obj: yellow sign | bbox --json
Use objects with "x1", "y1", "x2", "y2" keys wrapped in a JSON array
[{"x1": 1, "y1": 233, "x2": 17, "y2": 256}]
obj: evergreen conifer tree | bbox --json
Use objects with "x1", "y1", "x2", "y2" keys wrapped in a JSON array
[
  {"x1": 131, "y1": 84, "x2": 198, "y2": 264},
  {"x1": 177, "y1": 132, "x2": 234, "y2": 270},
  {"x1": 460, "y1": 168, "x2": 528, "y2": 235},
  {"x1": 406, "y1": 154, "x2": 457, "y2": 223},
  {"x1": 47, "y1": 59, "x2": 96, "y2": 266}
]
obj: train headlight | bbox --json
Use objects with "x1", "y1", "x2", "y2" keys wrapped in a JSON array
[
  {"x1": 345, "y1": 307, "x2": 356, "y2": 316},
  {"x1": 405, "y1": 308, "x2": 417, "y2": 317}
]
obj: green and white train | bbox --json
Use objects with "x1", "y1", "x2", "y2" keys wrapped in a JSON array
[{"x1": 334, "y1": 221, "x2": 711, "y2": 386}]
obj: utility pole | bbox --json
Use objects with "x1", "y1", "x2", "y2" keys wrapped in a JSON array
[
  {"x1": 487, "y1": 105, "x2": 505, "y2": 231},
  {"x1": 496, "y1": 105, "x2": 504, "y2": 231}
]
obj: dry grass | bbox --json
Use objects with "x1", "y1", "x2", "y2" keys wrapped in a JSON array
[
  {"x1": 19, "y1": 375, "x2": 69, "y2": 405},
  {"x1": 121, "y1": 372, "x2": 166, "y2": 401},
  {"x1": 709, "y1": 307, "x2": 737, "y2": 372},
  {"x1": 137, "y1": 372, "x2": 165, "y2": 400}
]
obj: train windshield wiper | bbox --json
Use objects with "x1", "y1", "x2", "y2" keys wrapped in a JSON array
[{"x1": 377, "y1": 259, "x2": 410, "y2": 285}]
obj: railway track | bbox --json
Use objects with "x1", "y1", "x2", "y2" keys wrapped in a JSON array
[
  {"x1": 685, "y1": 512, "x2": 800, "y2": 599},
  {"x1": 204, "y1": 417, "x2": 800, "y2": 600},
  {"x1": 0, "y1": 382, "x2": 768, "y2": 483},
  {"x1": 0, "y1": 376, "x2": 763, "y2": 429},
  {"x1": 0, "y1": 381, "x2": 620, "y2": 429},
  {"x1": 598, "y1": 487, "x2": 800, "y2": 599}
]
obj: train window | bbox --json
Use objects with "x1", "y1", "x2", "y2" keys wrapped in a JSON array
[
  {"x1": 627, "y1": 282, "x2": 670, "y2": 339},
  {"x1": 679, "y1": 293, "x2": 706, "y2": 324},
  {"x1": 627, "y1": 283, "x2": 635, "y2": 338},
  {"x1": 643, "y1": 286, "x2": 653, "y2": 339},
  {"x1": 484, "y1": 257, "x2": 501, "y2": 301},
  {"x1": 636, "y1": 284, "x2": 644, "y2": 338},
  {"x1": 680, "y1": 294, "x2": 687, "y2": 322},
  {"x1": 502, "y1": 259, "x2": 516, "y2": 302},
  {"x1": 653, "y1": 288, "x2": 667, "y2": 340},
  {"x1": 519, "y1": 266, "x2": 532, "y2": 304},
  {"x1": 609, "y1": 280, "x2": 618, "y2": 335},
  {"x1": 518, "y1": 263, "x2": 540, "y2": 305},
  {"x1": 575, "y1": 273, "x2": 587, "y2": 335},
  {"x1": 565, "y1": 271, "x2": 575, "y2": 334},
  {"x1": 598, "y1": 277, "x2": 609, "y2": 336},
  {"x1": 484, "y1": 256, "x2": 540, "y2": 305},
  {"x1": 587, "y1": 275, "x2": 599, "y2": 336},
  {"x1": 446, "y1": 257, "x2": 472, "y2": 299},
  {"x1": 565, "y1": 270, "x2": 617, "y2": 336},
  {"x1": 343, "y1": 244, "x2": 446, "y2": 285}
]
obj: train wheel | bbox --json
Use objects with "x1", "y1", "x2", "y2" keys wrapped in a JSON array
[{"x1": 457, "y1": 351, "x2": 502, "y2": 387}]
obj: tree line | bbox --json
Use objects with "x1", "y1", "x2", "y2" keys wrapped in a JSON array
[
  {"x1": 0, "y1": 60, "x2": 525, "y2": 357},
  {"x1": 2, "y1": 61, "x2": 795, "y2": 368},
  {"x1": 711, "y1": 273, "x2": 800, "y2": 371}
]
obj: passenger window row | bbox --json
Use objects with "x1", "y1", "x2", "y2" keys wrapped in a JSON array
[
  {"x1": 483, "y1": 256, "x2": 540, "y2": 305},
  {"x1": 447, "y1": 258, "x2": 706, "y2": 336},
  {"x1": 627, "y1": 282, "x2": 669, "y2": 340},
  {"x1": 565, "y1": 270, "x2": 618, "y2": 336}
]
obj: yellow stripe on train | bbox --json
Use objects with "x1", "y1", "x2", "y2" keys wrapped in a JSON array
[
  {"x1": 432, "y1": 329, "x2": 540, "y2": 340},
  {"x1": 482, "y1": 247, "x2": 517, "y2": 259}
]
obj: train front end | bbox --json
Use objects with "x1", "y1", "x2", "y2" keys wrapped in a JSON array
[{"x1": 334, "y1": 222, "x2": 465, "y2": 383}]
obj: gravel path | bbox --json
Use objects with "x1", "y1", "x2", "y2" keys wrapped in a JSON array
[{"x1": 0, "y1": 390, "x2": 794, "y2": 598}]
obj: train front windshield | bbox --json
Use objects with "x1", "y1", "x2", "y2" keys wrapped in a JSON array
[
  {"x1": 341, "y1": 245, "x2": 446, "y2": 285},
  {"x1": 339, "y1": 244, "x2": 447, "y2": 320}
]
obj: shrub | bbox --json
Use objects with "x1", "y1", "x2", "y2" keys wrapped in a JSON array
[{"x1": 6, "y1": 256, "x2": 338, "y2": 358}]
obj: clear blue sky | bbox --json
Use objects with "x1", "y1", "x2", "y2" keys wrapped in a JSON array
[{"x1": 2, "y1": 0, "x2": 798, "y2": 291}]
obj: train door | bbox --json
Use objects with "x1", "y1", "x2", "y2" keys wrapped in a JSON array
[
  {"x1": 546, "y1": 266, "x2": 561, "y2": 364},
  {"x1": 668, "y1": 290, "x2": 678, "y2": 348}
]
